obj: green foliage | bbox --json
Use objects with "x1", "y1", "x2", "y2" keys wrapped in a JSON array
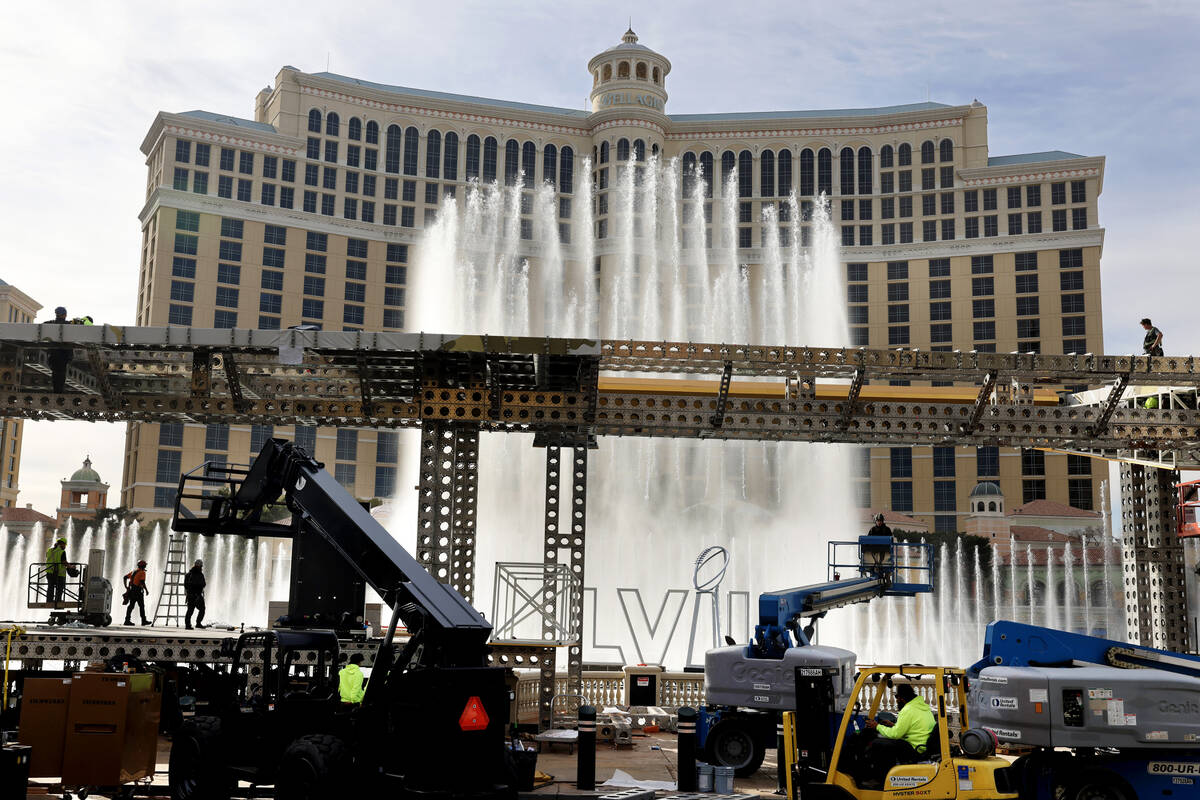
[
  {"x1": 91, "y1": 506, "x2": 143, "y2": 527},
  {"x1": 894, "y1": 529, "x2": 994, "y2": 572}
]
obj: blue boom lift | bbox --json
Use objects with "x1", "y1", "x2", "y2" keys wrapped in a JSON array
[
  {"x1": 967, "y1": 620, "x2": 1200, "y2": 800},
  {"x1": 698, "y1": 535, "x2": 935, "y2": 776}
]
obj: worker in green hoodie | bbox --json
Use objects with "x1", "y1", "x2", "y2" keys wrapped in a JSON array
[
  {"x1": 339, "y1": 653, "x2": 366, "y2": 704},
  {"x1": 861, "y1": 682, "x2": 937, "y2": 785}
]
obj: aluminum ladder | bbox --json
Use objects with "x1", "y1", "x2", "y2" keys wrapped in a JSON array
[{"x1": 153, "y1": 532, "x2": 189, "y2": 626}]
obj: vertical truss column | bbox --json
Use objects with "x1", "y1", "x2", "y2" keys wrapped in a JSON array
[
  {"x1": 416, "y1": 422, "x2": 480, "y2": 599},
  {"x1": 565, "y1": 446, "x2": 589, "y2": 706},
  {"x1": 450, "y1": 427, "x2": 479, "y2": 603},
  {"x1": 538, "y1": 446, "x2": 562, "y2": 731},
  {"x1": 1120, "y1": 463, "x2": 1190, "y2": 650}
]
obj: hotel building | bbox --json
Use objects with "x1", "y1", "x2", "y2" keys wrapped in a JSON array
[
  {"x1": 125, "y1": 30, "x2": 1105, "y2": 529},
  {"x1": 0, "y1": 279, "x2": 42, "y2": 508}
]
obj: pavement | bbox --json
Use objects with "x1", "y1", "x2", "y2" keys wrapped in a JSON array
[{"x1": 26, "y1": 731, "x2": 783, "y2": 798}]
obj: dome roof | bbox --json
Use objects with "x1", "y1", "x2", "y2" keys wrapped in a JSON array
[
  {"x1": 969, "y1": 481, "x2": 1003, "y2": 498},
  {"x1": 598, "y1": 28, "x2": 665, "y2": 58},
  {"x1": 69, "y1": 456, "x2": 102, "y2": 484}
]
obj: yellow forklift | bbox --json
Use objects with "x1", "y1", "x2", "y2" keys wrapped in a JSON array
[{"x1": 781, "y1": 665, "x2": 1018, "y2": 799}]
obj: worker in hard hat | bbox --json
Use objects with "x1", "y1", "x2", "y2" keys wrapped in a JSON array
[
  {"x1": 43, "y1": 306, "x2": 74, "y2": 393},
  {"x1": 45, "y1": 537, "x2": 69, "y2": 607},
  {"x1": 123, "y1": 559, "x2": 151, "y2": 626},
  {"x1": 860, "y1": 683, "x2": 936, "y2": 786},
  {"x1": 867, "y1": 513, "x2": 893, "y2": 538},
  {"x1": 339, "y1": 653, "x2": 366, "y2": 704},
  {"x1": 184, "y1": 559, "x2": 207, "y2": 630}
]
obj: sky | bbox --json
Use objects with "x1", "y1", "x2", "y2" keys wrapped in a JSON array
[{"x1": 1, "y1": 0, "x2": 1198, "y2": 517}]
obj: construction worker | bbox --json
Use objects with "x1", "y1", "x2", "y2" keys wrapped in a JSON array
[
  {"x1": 43, "y1": 306, "x2": 73, "y2": 393},
  {"x1": 1141, "y1": 318, "x2": 1164, "y2": 356},
  {"x1": 45, "y1": 537, "x2": 68, "y2": 606},
  {"x1": 339, "y1": 653, "x2": 366, "y2": 704},
  {"x1": 123, "y1": 559, "x2": 151, "y2": 626},
  {"x1": 184, "y1": 559, "x2": 207, "y2": 630},
  {"x1": 860, "y1": 683, "x2": 936, "y2": 786},
  {"x1": 868, "y1": 513, "x2": 893, "y2": 538}
]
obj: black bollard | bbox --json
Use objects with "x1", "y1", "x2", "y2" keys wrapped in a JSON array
[
  {"x1": 677, "y1": 706, "x2": 698, "y2": 791},
  {"x1": 577, "y1": 704, "x2": 597, "y2": 790}
]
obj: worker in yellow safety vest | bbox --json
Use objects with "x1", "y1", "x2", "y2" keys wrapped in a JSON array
[
  {"x1": 339, "y1": 653, "x2": 366, "y2": 704},
  {"x1": 45, "y1": 537, "x2": 68, "y2": 606},
  {"x1": 860, "y1": 683, "x2": 937, "y2": 786}
]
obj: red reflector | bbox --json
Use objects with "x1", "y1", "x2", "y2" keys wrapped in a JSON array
[{"x1": 459, "y1": 696, "x2": 490, "y2": 731}]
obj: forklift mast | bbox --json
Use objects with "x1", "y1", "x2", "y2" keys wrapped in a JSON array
[{"x1": 173, "y1": 438, "x2": 492, "y2": 670}]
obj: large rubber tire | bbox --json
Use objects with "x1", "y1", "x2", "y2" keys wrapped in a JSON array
[
  {"x1": 705, "y1": 719, "x2": 766, "y2": 778},
  {"x1": 274, "y1": 734, "x2": 348, "y2": 800},
  {"x1": 1067, "y1": 769, "x2": 1137, "y2": 800},
  {"x1": 169, "y1": 715, "x2": 231, "y2": 800}
]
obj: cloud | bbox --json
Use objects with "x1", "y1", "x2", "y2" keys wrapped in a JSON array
[{"x1": 3, "y1": 0, "x2": 1199, "y2": 514}]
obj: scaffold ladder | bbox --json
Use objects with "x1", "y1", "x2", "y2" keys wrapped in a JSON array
[{"x1": 154, "y1": 532, "x2": 188, "y2": 627}]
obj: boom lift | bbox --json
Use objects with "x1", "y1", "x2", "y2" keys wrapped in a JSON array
[
  {"x1": 967, "y1": 621, "x2": 1200, "y2": 800},
  {"x1": 699, "y1": 537, "x2": 935, "y2": 776},
  {"x1": 166, "y1": 439, "x2": 515, "y2": 799}
]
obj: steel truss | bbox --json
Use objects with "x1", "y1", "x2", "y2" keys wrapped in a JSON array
[{"x1": 1, "y1": 324, "x2": 1194, "y2": 688}]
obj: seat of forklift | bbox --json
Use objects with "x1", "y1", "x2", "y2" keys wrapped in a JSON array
[{"x1": 921, "y1": 722, "x2": 941, "y2": 761}]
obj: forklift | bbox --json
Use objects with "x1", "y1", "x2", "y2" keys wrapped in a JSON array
[
  {"x1": 781, "y1": 664, "x2": 1018, "y2": 799},
  {"x1": 166, "y1": 439, "x2": 516, "y2": 799}
]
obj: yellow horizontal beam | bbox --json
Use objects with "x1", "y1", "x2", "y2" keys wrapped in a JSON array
[{"x1": 597, "y1": 377, "x2": 1060, "y2": 406}]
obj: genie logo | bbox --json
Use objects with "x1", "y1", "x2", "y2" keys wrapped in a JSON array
[
  {"x1": 599, "y1": 92, "x2": 663, "y2": 110},
  {"x1": 1159, "y1": 700, "x2": 1200, "y2": 714},
  {"x1": 731, "y1": 662, "x2": 786, "y2": 684}
]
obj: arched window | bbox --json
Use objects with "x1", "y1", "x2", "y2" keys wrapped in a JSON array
[
  {"x1": 857, "y1": 147, "x2": 872, "y2": 195},
  {"x1": 617, "y1": 138, "x2": 630, "y2": 161},
  {"x1": 720, "y1": 151, "x2": 736, "y2": 191},
  {"x1": 425, "y1": 129, "x2": 441, "y2": 178},
  {"x1": 988, "y1": 501, "x2": 997, "y2": 512},
  {"x1": 543, "y1": 144, "x2": 558, "y2": 188},
  {"x1": 682, "y1": 152, "x2": 697, "y2": 196},
  {"x1": 465, "y1": 134, "x2": 480, "y2": 180},
  {"x1": 898, "y1": 143, "x2": 912, "y2": 166},
  {"x1": 651, "y1": 143, "x2": 659, "y2": 156},
  {"x1": 443, "y1": 132, "x2": 459, "y2": 181},
  {"x1": 348, "y1": 117, "x2": 362, "y2": 141},
  {"x1": 618, "y1": 61, "x2": 630, "y2": 78},
  {"x1": 940, "y1": 139, "x2": 953, "y2": 162},
  {"x1": 385, "y1": 125, "x2": 402, "y2": 173},
  {"x1": 778, "y1": 149, "x2": 792, "y2": 195},
  {"x1": 365, "y1": 121, "x2": 379, "y2": 145},
  {"x1": 636, "y1": 62, "x2": 647, "y2": 80},
  {"x1": 325, "y1": 112, "x2": 340, "y2": 137},
  {"x1": 633, "y1": 139, "x2": 645, "y2": 161},
  {"x1": 880, "y1": 145, "x2": 893, "y2": 168},
  {"x1": 560, "y1": 147, "x2": 574, "y2": 194},
  {"x1": 600, "y1": 141, "x2": 610, "y2": 164},
  {"x1": 799, "y1": 149, "x2": 814, "y2": 196},
  {"x1": 921, "y1": 140, "x2": 935, "y2": 164},
  {"x1": 482, "y1": 137, "x2": 498, "y2": 183},
  {"x1": 504, "y1": 140, "x2": 519, "y2": 186},
  {"x1": 840, "y1": 147, "x2": 855, "y2": 195},
  {"x1": 403, "y1": 127, "x2": 419, "y2": 175},
  {"x1": 593, "y1": 71, "x2": 599, "y2": 87},
  {"x1": 522, "y1": 140, "x2": 536, "y2": 187},
  {"x1": 738, "y1": 150, "x2": 753, "y2": 197},
  {"x1": 760, "y1": 149, "x2": 775, "y2": 197},
  {"x1": 308, "y1": 109, "x2": 322, "y2": 133},
  {"x1": 652, "y1": 66, "x2": 661, "y2": 84},
  {"x1": 602, "y1": 64, "x2": 612, "y2": 81},
  {"x1": 817, "y1": 149, "x2": 832, "y2": 195},
  {"x1": 699, "y1": 152, "x2": 714, "y2": 198}
]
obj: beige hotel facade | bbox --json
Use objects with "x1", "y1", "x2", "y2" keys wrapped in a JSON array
[{"x1": 125, "y1": 30, "x2": 1106, "y2": 529}]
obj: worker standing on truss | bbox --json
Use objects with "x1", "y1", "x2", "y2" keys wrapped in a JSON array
[{"x1": 1141, "y1": 317, "x2": 1164, "y2": 356}]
